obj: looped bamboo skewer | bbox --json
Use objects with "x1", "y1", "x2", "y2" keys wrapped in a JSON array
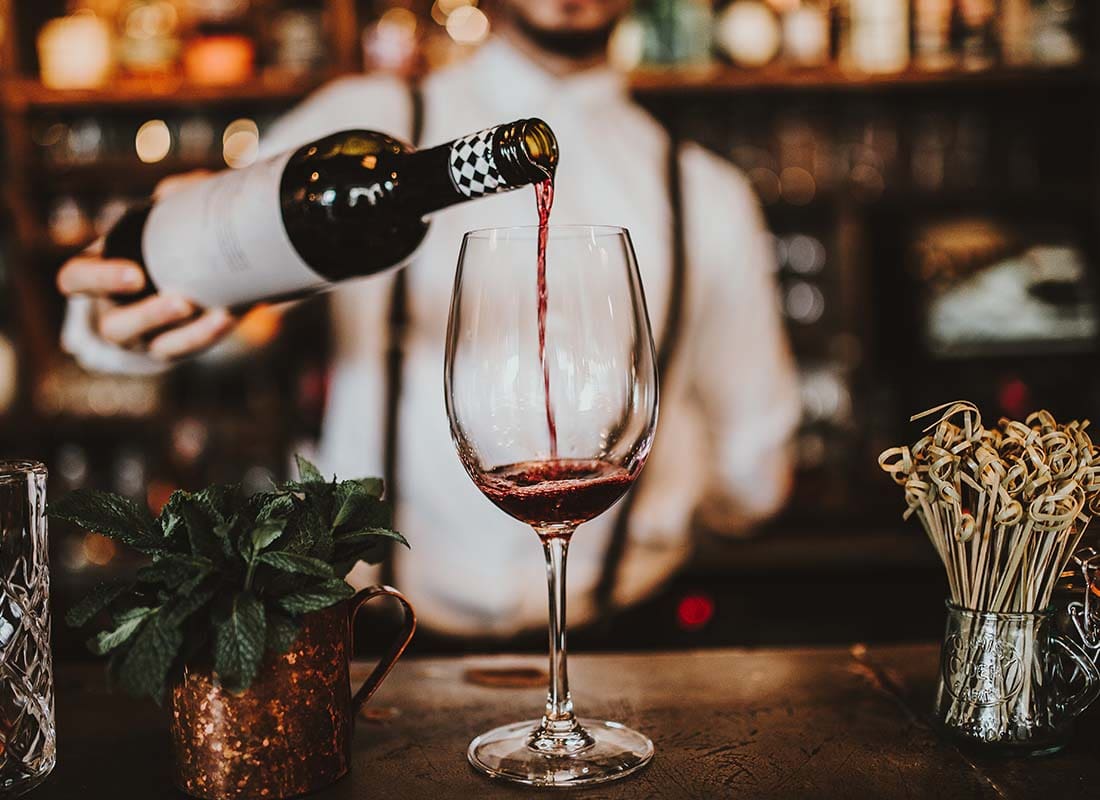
[{"x1": 881, "y1": 402, "x2": 1100, "y2": 613}]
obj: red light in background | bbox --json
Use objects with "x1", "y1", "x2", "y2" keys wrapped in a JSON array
[
  {"x1": 998, "y1": 377, "x2": 1030, "y2": 421},
  {"x1": 676, "y1": 594, "x2": 715, "y2": 631},
  {"x1": 146, "y1": 480, "x2": 177, "y2": 515}
]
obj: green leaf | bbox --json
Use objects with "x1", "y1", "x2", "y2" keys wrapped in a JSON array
[
  {"x1": 332, "y1": 548, "x2": 382, "y2": 578},
  {"x1": 212, "y1": 519, "x2": 238, "y2": 560},
  {"x1": 277, "y1": 579, "x2": 354, "y2": 614},
  {"x1": 137, "y1": 554, "x2": 214, "y2": 589},
  {"x1": 49, "y1": 490, "x2": 161, "y2": 553},
  {"x1": 115, "y1": 617, "x2": 184, "y2": 702},
  {"x1": 242, "y1": 520, "x2": 284, "y2": 562},
  {"x1": 181, "y1": 499, "x2": 223, "y2": 561},
  {"x1": 66, "y1": 581, "x2": 131, "y2": 628},
  {"x1": 331, "y1": 484, "x2": 392, "y2": 533},
  {"x1": 214, "y1": 592, "x2": 266, "y2": 692},
  {"x1": 275, "y1": 509, "x2": 310, "y2": 555},
  {"x1": 193, "y1": 484, "x2": 245, "y2": 521},
  {"x1": 295, "y1": 455, "x2": 325, "y2": 484},
  {"x1": 334, "y1": 527, "x2": 409, "y2": 548},
  {"x1": 357, "y1": 478, "x2": 384, "y2": 498},
  {"x1": 256, "y1": 493, "x2": 296, "y2": 523},
  {"x1": 333, "y1": 481, "x2": 372, "y2": 529},
  {"x1": 302, "y1": 502, "x2": 334, "y2": 561},
  {"x1": 158, "y1": 492, "x2": 188, "y2": 546},
  {"x1": 88, "y1": 608, "x2": 153, "y2": 655},
  {"x1": 115, "y1": 606, "x2": 157, "y2": 624},
  {"x1": 275, "y1": 481, "x2": 309, "y2": 494},
  {"x1": 265, "y1": 612, "x2": 301, "y2": 655},
  {"x1": 162, "y1": 585, "x2": 217, "y2": 628},
  {"x1": 178, "y1": 568, "x2": 212, "y2": 597},
  {"x1": 256, "y1": 551, "x2": 334, "y2": 578}
]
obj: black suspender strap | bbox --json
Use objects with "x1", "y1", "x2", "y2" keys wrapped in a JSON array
[
  {"x1": 380, "y1": 83, "x2": 424, "y2": 587},
  {"x1": 594, "y1": 131, "x2": 689, "y2": 615}
]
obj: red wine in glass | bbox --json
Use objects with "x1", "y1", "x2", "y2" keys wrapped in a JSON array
[
  {"x1": 474, "y1": 459, "x2": 636, "y2": 529},
  {"x1": 535, "y1": 178, "x2": 558, "y2": 458}
]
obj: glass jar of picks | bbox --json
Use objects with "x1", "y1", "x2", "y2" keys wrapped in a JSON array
[{"x1": 880, "y1": 402, "x2": 1100, "y2": 755}]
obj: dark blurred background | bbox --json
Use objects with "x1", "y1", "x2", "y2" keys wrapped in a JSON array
[{"x1": 0, "y1": 0, "x2": 1096, "y2": 659}]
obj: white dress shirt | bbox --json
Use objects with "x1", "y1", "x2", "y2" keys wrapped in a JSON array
[{"x1": 63, "y1": 38, "x2": 799, "y2": 636}]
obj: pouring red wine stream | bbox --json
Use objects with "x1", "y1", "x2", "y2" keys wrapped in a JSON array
[
  {"x1": 499, "y1": 179, "x2": 641, "y2": 532},
  {"x1": 535, "y1": 178, "x2": 558, "y2": 459}
]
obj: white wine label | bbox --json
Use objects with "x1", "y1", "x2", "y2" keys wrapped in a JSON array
[
  {"x1": 449, "y1": 126, "x2": 506, "y2": 198},
  {"x1": 143, "y1": 152, "x2": 329, "y2": 308}
]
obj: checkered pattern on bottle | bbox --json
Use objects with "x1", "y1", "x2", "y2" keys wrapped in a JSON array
[{"x1": 449, "y1": 127, "x2": 506, "y2": 198}]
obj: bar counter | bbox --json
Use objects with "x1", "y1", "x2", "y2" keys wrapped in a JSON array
[{"x1": 40, "y1": 644, "x2": 1094, "y2": 799}]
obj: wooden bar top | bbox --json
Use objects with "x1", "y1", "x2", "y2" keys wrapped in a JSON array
[{"x1": 39, "y1": 644, "x2": 1094, "y2": 799}]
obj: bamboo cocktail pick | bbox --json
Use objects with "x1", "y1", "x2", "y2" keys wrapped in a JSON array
[{"x1": 879, "y1": 401, "x2": 1100, "y2": 614}]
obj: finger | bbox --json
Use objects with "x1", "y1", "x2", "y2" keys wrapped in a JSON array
[
  {"x1": 148, "y1": 309, "x2": 236, "y2": 361},
  {"x1": 56, "y1": 257, "x2": 146, "y2": 296},
  {"x1": 98, "y1": 295, "x2": 196, "y2": 345},
  {"x1": 81, "y1": 237, "x2": 105, "y2": 256}
]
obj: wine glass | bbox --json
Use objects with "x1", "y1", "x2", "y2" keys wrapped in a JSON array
[{"x1": 445, "y1": 225, "x2": 658, "y2": 786}]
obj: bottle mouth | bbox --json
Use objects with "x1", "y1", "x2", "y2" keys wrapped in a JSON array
[
  {"x1": 495, "y1": 118, "x2": 559, "y2": 184},
  {"x1": 519, "y1": 118, "x2": 558, "y2": 179}
]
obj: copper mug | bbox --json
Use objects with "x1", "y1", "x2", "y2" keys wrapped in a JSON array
[{"x1": 170, "y1": 586, "x2": 416, "y2": 800}]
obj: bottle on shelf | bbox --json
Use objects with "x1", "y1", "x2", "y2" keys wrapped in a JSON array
[
  {"x1": 183, "y1": 0, "x2": 256, "y2": 86},
  {"x1": 955, "y1": 0, "x2": 997, "y2": 71},
  {"x1": 636, "y1": 0, "x2": 713, "y2": 66},
  {"x1": 838, "y1": 0, "x2": 909, "y2": 74},
  {"x1": 268, "y1": 6, "x2": 327, "y2": 75},
  {"x1": 117, "y1": 0, "x2": 183, "y2": 76},
  {"x1": 999, "y1": 0, "x2": 1033, "y2": 66},
  {"x1": 781, "y1": 1, "x2": 831, "y2": 69},
  {"x1": 715, "y1": 1, "x2": 782, "y2": 69},
  {"x1": 103, "y1": 118, "x2": 559, "y2": 308},
  {"x1": 913, "y1": 0, "x2": 956, "y2": 70}
]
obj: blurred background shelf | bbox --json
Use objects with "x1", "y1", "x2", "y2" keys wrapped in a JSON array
[
  {"x1": 0, "y1": 0, "x2": 1098, "y2": 656},
  {"x1": 630, "y1": 63, "x2": 1097, "y2": 94},
  {"x1": 1, "y1": 72, "x2": 331, "y2": 110}
]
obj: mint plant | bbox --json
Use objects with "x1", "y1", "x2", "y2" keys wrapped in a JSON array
[{"x1": 52, "y1": 456, "x2": 407, "y2": 701}]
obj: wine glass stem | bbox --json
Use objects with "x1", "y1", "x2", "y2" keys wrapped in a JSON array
[{"x1": 541, "y1": 531, "x2": 576, "y2": 727}]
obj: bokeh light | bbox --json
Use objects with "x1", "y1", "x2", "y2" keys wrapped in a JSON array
[
  {"x1": 82, "y1": 533, "x2": 117, "y2": 567},
  {"x1": 135, "y1": 119, "x2": 171, "y2": 164},
  {"x1": 223, "y1": 118, "x2": 259, "y2": 169},
  {"x1": 676, "y1": 594, "x2": 715, "y2": 630},
  {"x1": 446, "y1": 6, "x2": 490, "y2": 45}
]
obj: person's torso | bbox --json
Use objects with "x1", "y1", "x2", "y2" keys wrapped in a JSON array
[{"x1": 322, "y1": 43, "x2": 699, "y2": 635}]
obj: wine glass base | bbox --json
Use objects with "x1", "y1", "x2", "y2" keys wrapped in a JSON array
[{"x1": 467, "y1": 718, "x2": 653, "y2": 787}]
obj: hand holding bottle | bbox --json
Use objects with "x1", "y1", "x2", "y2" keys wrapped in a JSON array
[
  {"x1": 56, "y1": 118, "x2": 557, "y2": 362},
  {"x1": 56, "y1": 171, "x2": 239, "y2": 361}
]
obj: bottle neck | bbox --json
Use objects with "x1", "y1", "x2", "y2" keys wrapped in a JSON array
[
  {"x1": 404, "y1": 119, "x2": 559, "y2": 216},
  {"x1": 401, "y1": 143, "x2": 466, "y2": 216}
]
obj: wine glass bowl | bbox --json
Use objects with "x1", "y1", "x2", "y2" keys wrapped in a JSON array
[
  {"x1": 446, "y1": 225, "x2": 657, "y2": 523},
  {"x1": 445, "y1": 225, "x2": 658, "y2": 786}
]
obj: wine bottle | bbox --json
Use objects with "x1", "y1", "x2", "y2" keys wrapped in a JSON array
[{"x1": 104, "y1": 118, "x2": 558, "y2": 308}]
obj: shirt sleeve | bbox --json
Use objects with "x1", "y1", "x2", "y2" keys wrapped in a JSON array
[
  {"x1": 680, "y1": 144, "x2": 800, "y2": 529},
  {"x1": 259, "y1": 74, "x2": 413, "y2": 158}
]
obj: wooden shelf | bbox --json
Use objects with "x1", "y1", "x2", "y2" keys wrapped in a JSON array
[
  {"x1": 629, "y1": 63, "x2": 1096, "y2": 95},
  {"x1": 1, "y1": 71, "x2": 335, "y2": 111},
  {"x1": 40, "y1": 155, "x2": 224, "y2": 187}
]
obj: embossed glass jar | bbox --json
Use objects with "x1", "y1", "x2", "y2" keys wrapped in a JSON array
[
  {"x1": 0, "y1": 461, "x2": 55, "y2": 795},
  {"x1": 935, "y1": 602, "x2": 1100, "y2": 755}
]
